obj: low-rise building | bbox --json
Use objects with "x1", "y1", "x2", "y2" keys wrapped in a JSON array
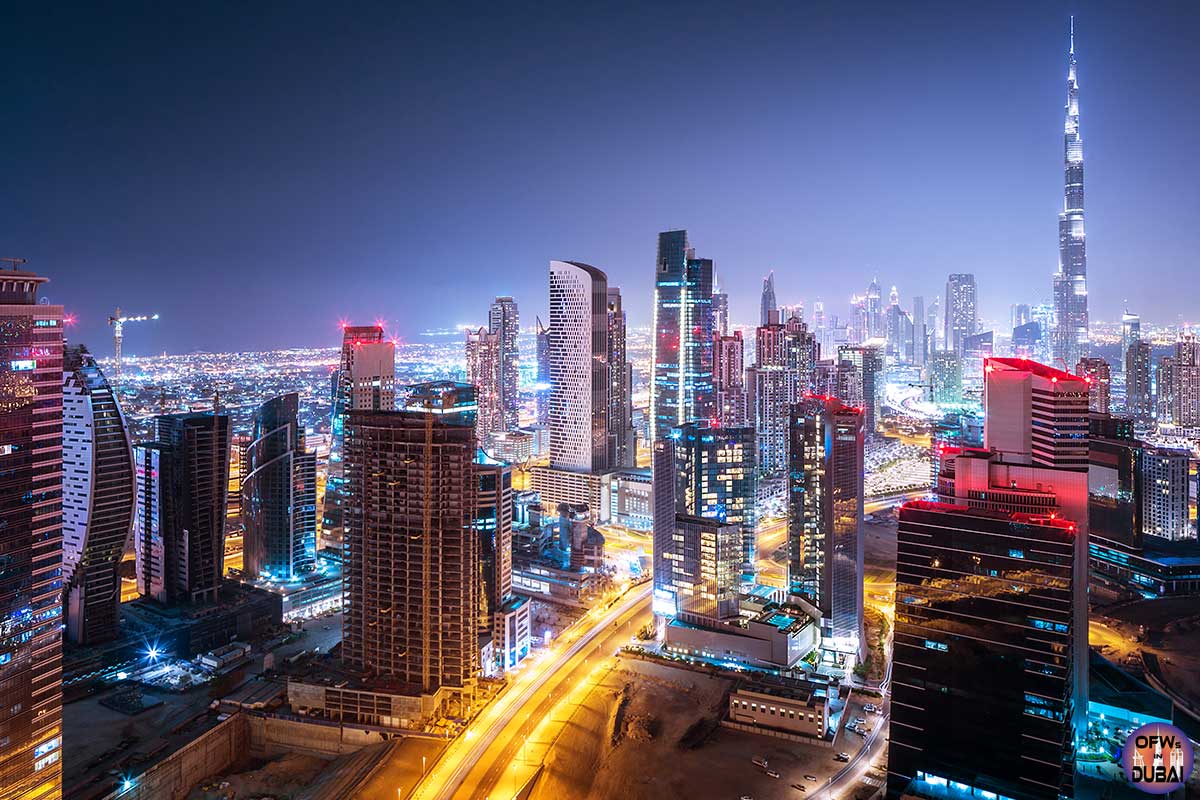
[
  {"x1": 728, "y1": 679, "x2": 830, "y2": 739},
  {"x1": 663, "y1": 604, "x2": 819, "y2": 669}
]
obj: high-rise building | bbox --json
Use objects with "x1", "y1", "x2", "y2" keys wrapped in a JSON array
[
  {"x1": 465, "y1": 326, "x2": 503, "y2": 445},
  {"x1": 242, "y1": 393, "x2": 317, "y2": 580},
  {"x1": 1053, "y1": 21, "x2": 1089, "y2": 368},
  {"x1": 865, "y1": 277, "x2": 884, "y2": 340},
  {"x1": 1088, "y1": 413, "x2": 1143, "y2": 556},
  {"x1": 926, "y1": 295, "x2": 941, "y2": 351},
  {"x1": 787, "y1": 396, "x2": 864, "y2": 656},
  {"x1": 885, "y1": 302, "x2": 914, "y2": 363},
  {"x1": 488, "y1": 296, "x2": 520, "y2": 430},
  {"x1": 343, "y1": 383, "x2": 480, "y2": 701},
  {"x1": 134, "y1": 411, "x2": 232, "y2": 605},
  {"x1": 606, "y1": 287, "x2": 635, "y2": 468},
  {"x1": 323, "y1": 325, "x2": 394, "y2": 551},
  {"x1": 1125, "y1": 338, "x2": 1153, "y2": 420},
  {"x1": 1120, "y1": 311, "x2": 1141, "y2": 374},
  {"x1": 943, "y1": 274, "x2": 977, "y2": 356},
  {"x1": 549, "y1": 260, "x2": 610, "y2": 473},
  {"x1": 912, "y1": 295, "x2": 927, "y2": 366},
  {"x1": 837, "y1": 344, "x2": 882, "y2": 435},
  {"x1": 652, "y1": 230, "x2": 715, "y2": 441},
  {"x1": 1010, "y1": 303, "x2": 1032, "y2": 334},
  {"x1": 0, "y1": 266, "x2": 64, "y2": 797},
  {"x1": 748, "y1": 312, "x2": 815, "y2": 472},
  {"x1": 888, "y1": 501, "x2": 1080, "y2": 800},
  {"x1": 535, "y1": 316, "x2": 550, "y2": 426},
  {"x1": 712, "y1": 277, "x2": 729, "y2": 337},
  {"x1": 928, "y1": 351, "x2": 962, "y2": 405},
  {"x1": 671, "y1": 423, "x2": 757, "y2": 581},
  {"x1": 1142, "y1": 448, "x2": 1191, "y2": 541},
  {"x1": 760, "y1": 271, "x2": 777, "y2": 327},
  {"x1": 984, "y1": 357, "x2": 1090, "y2": 471},
  {"x1": 62, "y1": 346, "x2": 135, "y2": 646},
  {"x1": 1173, "y1": 334, "x2": 1200, "y2": 428},
  {"x1": 1075, "y1": 356, "x2": 1111, "y2": 414},
  {"x1": 713, "y1": 331, "x2": 747, "y2": 426},
  {"x1": 473, "y1": 453, "x2": 531, "y2": 671},
  {"x1": 1156, "y1": 356, "x2": 1176, "y2": 423}
]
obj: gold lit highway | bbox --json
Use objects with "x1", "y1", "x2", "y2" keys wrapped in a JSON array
[{"x1": 408, "y1": 583, "x2": 652, "y2": 800}]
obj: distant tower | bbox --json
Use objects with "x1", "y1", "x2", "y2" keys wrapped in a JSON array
[
  {"x1": 1053, "y1": 17, "x2": 1089, "y2": 367},
  {"x1": 549, "y1": 261, "x2": 610, "y2": 472},
  {"x1": 488, "y1": 297, "x2": 520, "y2": 430},
  {"x1": 1120, "y1": 311, "x2": 1140, "y2": 374},
  {"x1": 1075, "y1": 356, "x2": 1111, "y2": 414},
  {"x1": 711, "y1": 274, "x2": 730, "y2": 337},
  {"x1": 1125, "y1": 339, "x2": 1153, "y2": 420},
  {"x1": 242, "y1": 393, "x2": 317, "y2": 580},
  {"x1": 62, "y1": 346, "x2": 136, "y2": 645},
  {"x1": 465, "y1": 326, "x2": 503, "y2": 445},
  {"x1": 606, "y1": 287, "x2": 635, "y2": 468},
  {"x1": 944, "y1": 274, "x2": 978, "y2": 356},
  {"x1": 535, "y1": 316, "x2": 551, "y2": 426},
  {"x1": 760, "y1": 271, "x2": 777, "y2": 327},
  {"x1": 0, "y1": 263, "x2": 65, "y2": 798},
  {"x1": 713, "y1": 331, "x2": 747, "y2": 426}
]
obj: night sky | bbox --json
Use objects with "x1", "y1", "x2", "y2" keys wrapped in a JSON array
[{"x1": 5, "y1": 1, "x2": 1199, "y2": 354}]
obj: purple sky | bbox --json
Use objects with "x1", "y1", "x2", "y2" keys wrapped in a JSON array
[{"x1": 5, "y1": 1, "x2": 1199, "y2": 354}]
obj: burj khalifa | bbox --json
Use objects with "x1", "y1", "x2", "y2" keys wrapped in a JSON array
[{"x1": 1053, "y1": 17, "x2": 1088, "y2": 367}]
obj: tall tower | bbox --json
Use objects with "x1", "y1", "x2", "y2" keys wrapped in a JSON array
[
  {"x1": 465, "y1": 326, "x2": 503, "y2": 445},
  {"x1": 488, "y1": 297, "x2": 520, "y2": 430},
  {"x1": 1053, "y1": 18, "x2": 1089, "y2": 367},
  {"x1": 549, "y1": 261, "x2": 610, "y2": 472},
  {"x1": 62, "y1": 346, "x2": 136, "y2": 646},
  {"x1": 652, "y1": 230, "x2": 715, "y2": 442},
  {"x1": 242, "y1": 393, "x2": 317, "y2": 580},
  {"x1": 0, "y1": 265, "x2": 64, "y2": 797},
  {"x1": 535, "y1": 317, "x2": 551, "y2": 427},
  {"x1": 711, "y1": 273, "x2": 729, "y2": 337},
  {"x1": 943, "y1": 274, "x2": 978, "y2": 357},
  {"x1": 759, "y1": 271, "x2": 777, "y2": 327},
  {"x1": 606, "y1": 287, "x2": 635, "y2": 468}
]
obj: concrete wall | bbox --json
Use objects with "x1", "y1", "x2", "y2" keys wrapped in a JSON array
[
  {"x1": 247, "y1": 714, "x2": 391, "y2": 758},
  {"x1": 105, "y1": 714, "x2": 248, "y2": 800}
]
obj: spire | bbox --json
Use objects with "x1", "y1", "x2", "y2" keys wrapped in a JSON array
[{"x1": 1069, "y1": 15, "x2": 1074, "y2": 56}]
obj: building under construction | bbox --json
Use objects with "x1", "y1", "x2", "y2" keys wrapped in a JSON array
[{"x1": 341, "y1": 382, "x2": 481, "y2": 718}]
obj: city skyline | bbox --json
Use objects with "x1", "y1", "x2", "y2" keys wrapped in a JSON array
[{"x1": 8, "y1": 4, "x2": 1200, "y2": 353}]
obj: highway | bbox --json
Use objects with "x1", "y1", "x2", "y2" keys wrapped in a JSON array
[{"x1": 408, "y1": 583, "x2": 652, "y2": 800}]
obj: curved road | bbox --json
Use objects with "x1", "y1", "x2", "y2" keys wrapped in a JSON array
[{"x1": 408, "y1": 584, "x2": 652, "y2": 800}]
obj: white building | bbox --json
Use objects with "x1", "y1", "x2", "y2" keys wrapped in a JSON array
[{"x1": 548, "y1": 260, "x2": 609, "y2": 473}]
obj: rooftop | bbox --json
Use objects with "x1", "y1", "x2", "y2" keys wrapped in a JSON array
[
  {"x1": 986, "y1": 356, "x2": 1085, "y2": 384},
  {"x1": 901, "y1": 499, "x2": 1078, "y2": 532}
]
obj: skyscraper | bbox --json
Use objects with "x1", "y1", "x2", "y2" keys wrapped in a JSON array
[
  {"x1": 606, "y1": 287, "x2": 635, "y2": 469},
  {"x1": 0, "y1": 265, "x2": 64, "y2": 797},
  {"x1": 759, "y1": 271, "x2": 777, "y2": 327},
  {"x1": 242, "y1": 392, "x2": 317, "y2": 580},
  {"x1": 1156, "y1": 356, "x2": 1176, "y2": 423},
  {"x1": 837, "y1": 344, "x2": 882, "y2": 436},
  {"x1": 549, "y1": 260, "x2": 610, "y2": 472},
  {"x1": 62, "y1": 346, "x2": 135, "y2": 646},
  {"x1": 888, "y1": 502, "x2": 1079, "y2": 800},
  {"x1": 748, "y1": 313, "x2": 800, "y2": 472},
  {"x1": 713, "y1": 331, "x2": 747, "y2": 427},
  {"x1": 134, "y1": 410, "x2": 232, "y2": 605},
  {"x1": 652, "y1": 230, "x2": 715, "y2": 441},
  {"x1": 1125, "y1": 338, "x2": 1153, "y2": 421},
  {"x1": 1121, "y1": 311, "x2": 1141, "y2": 374},
  {"x1": 984, "y1": 357, "x2": 1090, "y2": 471},
  {"x1": 671, "y1": 422, "x2": 757, "y2": 582},
  {"x1": 488, "y1": 296, "x2": 520, "y2": 431},
  {"x1": 928, "y1": 350, "x2": 962, "y2": 405},
  {"x1": 535, "y1": 316, "x2": 550, "y2": 426},
  {"x1": 787, "y1": 396, "x2": 864, "y2": 657},
  {"x1": 711, "y1": 276, "x2": 729, "y2": 337},
  {"x1": 1173, "y1": 334, "x2": 1200, "y2": 427},
  {"x1": 1142, "y1": 449, "x2": 1191, "y2": 541},
  {"x1": 1053, "y1": 20, "x2": 1089, "y2": 368},
  {"x1": 473, "y1": 452, "x2": 531, "y2": 671},
  {"x1": 943, "y1": 273, "x2": 977, "y2": 356},
  {"x1": 323, "y1": 324, "x2": 394, "y2": 551},
  {"x1": 465, "y1": 326, "x2": 503, "y2": 445},
  {"x1": 865, "y1": 277, "x2": 884, "y2": 340},
  {"x1": 343, "y1": 383, "x2": 480, "y2": 701},
  {"x1": 912, "y1": 295, "x2": 927, "y2": 366},
  {"x1": 1075, "y1": 356, "x2": 1111, "y2": 414}
]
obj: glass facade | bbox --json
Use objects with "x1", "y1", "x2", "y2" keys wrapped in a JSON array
[{"x1": 652, "y1": 230, "x2": 714, "y2": 442}]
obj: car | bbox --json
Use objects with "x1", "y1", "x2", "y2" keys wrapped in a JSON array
[
  {"x1": 835, "y1": 752, "x2": 850, "y2": 762},
  {"x1": 766, "y1": 770, "x2": 780, "y2": 779},
  {"x1": 740, "y1": 796, "x2": 753, "y2": 800},
  {"x1": 854, "y1": 716, "x2": 867, "y2": 725},
  {"x1": 804, "y1": 775, "x2": 818, "y2": 782},
  {"x1": 791, "y1": 784, "x2": 807, "y2": 792}
]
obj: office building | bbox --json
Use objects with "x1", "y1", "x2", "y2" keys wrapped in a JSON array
[
  {"x1": 242, "y1": 393, "x2": 317, "y2": 580},
  {"x1": 323, "y1": 325, "x2": 394, "y2": 550},
  {"x1": 1088, "y1": 414, "x2": 1143, "y2": 555},
  {"x1": 62, "y1": 346, "x2": 136, "y2": 645},
  {"x1": 928, "y1": 351, "x2": 962, "y2": 405},
  {"x1": 837, "y1": 344, "x2": 882, "y2": 435},
  {"x1": 1011, "y1": 320, "x2": 1042, "y2": 358},
  {"x1": 1120, "y1": 311, "x2": 1140, "y2": 373},
  {"x1": 651, "y1": 230, "x2": 715, "y2": 441},
  {"x1": 465, "y1": 326, "x2": 503, "y2": 445},
  {"x1": 760, "y1": 271, "x2": 777, "y2": 327},
  {"x1": 549, "y1": 260, "x2": 610, "y2": 473},
  {"x1": 1125, "y1": 338, "x2": 1153, "y2": 421},
  {"x1": 535, "y1": 316, "x2": 550, "y2": 426},
  {"x1": 943, "y1": 273, "x2": 977, "y2": 356},
  {"x1": 1142, "y1": 449, "x2": 1191, "y2": 541},
  {"x1": 712, "y1": 277, "x2": 729, "y2": 337},
  {"x1": 713, "y1": 331, "x2": 747, "y2": 427},
  {"x1": 748, "y1": 312, "x2": 816, "y2": 472},
  {"x1": 488, "y1": 296, "x2": 520, "y2": 431},
  {"x1": 865, "y1": 277, "x2": 884, "y2": 340},
  {"x1": 606, "y1": 287, "x2": 635, "y2": 468},
  {"x1": 1156, "y1": 356, "x2": 1176, "y2": 423},
  {"x1": 888, "y1": 502, "x2": 1079, "y2": 800},
  {"x1": 1011, "y1": 303, "x2": 1032, "y2": 334},
  {"x1": 473, "y1": 453, "x2": 531, "y2": 671},
  {"x1": 1075, "y1": 356, "x2": 1111, "y2": 414},
  {"x1": 984, "y1": 357, "x2": 1089, "y2": 471},
  {"x1": 885, "y1": 301, "x2": 914, "y2": 363},
  {"x1": 0, "y1": 265, "x2": 64, "y2": 797},
  {"x1": 787, "y1": 396, "x2": 864, "y2": 657},
  {"x1": 1173, "y1": 335, "x2": 1200, "y2": 428},
  {"x1": 672, "y1": 423, "x2": 757, "y2": 581},
  {"x1": 342, "y1": 383, "x2": 480, "y2": 705},
  {"x1": 1052, "y1": 23, "x2": 1089, "y2": 369},
  {"x1": 912, "y1": 295, "x2": 927, "y2": 366},
  {"x1": 134, "y1": 410, "x2": 232, "y2": 605}
]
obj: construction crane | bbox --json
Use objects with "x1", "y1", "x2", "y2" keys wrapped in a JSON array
[{"x1": 108, "y1": 307, "x2": 159, "y2": 380}]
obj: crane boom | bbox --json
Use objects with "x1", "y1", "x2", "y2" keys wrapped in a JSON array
[{"x1": 108, "y1": 307, "x2": 160, "y2": 381}]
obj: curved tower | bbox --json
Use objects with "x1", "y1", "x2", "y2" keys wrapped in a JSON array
[
  {"x1": 62, "y1": 346, "x2": 136, "y2": 646},
  {"x1": 1054, "y1": 17, "x2": 1088, "y2": 367}
]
